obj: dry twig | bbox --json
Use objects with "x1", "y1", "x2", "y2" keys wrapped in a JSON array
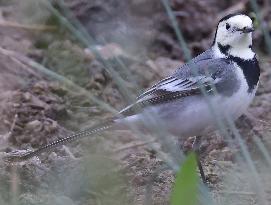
[
  {"x1": 0, "y1": 20, "x2": 56, "y2": 31},
  {"x1": 114, "y1": 139, "x2": 156, "y2": 152}
]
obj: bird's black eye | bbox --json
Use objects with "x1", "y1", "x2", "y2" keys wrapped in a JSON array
[{"x1": 226, "y1": 23, "x2": 230, "y2": 30}]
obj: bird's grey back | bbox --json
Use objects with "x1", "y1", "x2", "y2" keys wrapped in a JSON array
[{"x1": 173, "y1": 48, "x2": 240, "y2": 96}]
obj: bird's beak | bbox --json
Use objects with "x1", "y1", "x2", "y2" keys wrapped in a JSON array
[{"x1": 236, "y1": 27, "x2": 255, "y2": 33}]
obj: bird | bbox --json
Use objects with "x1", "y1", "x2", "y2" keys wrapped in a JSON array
[{"x1": 10, "y1": 13, "x2": 260, "y2": 182}]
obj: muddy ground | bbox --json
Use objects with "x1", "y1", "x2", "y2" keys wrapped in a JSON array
[{"x1": 0, "y1": 0, "x2": 271, "y2": 205}]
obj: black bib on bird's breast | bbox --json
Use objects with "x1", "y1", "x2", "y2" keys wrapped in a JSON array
[
  {"x1": 217, "y1": 43, "x2": 260, "y2": 93},
  {"x1": 229, "y1": 56, "x2": 260, "y2": 93}
]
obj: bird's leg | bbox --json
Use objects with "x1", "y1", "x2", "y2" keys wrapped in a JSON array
[{"x1": 192, "y1": 136, "x2": 207, "y2": 184}]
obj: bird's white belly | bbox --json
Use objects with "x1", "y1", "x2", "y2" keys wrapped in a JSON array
[
  {"x1": 217, "y1": 84, "x2": 256, "y2": 121},
  {"x1": 118, "y1": 90, "x2": 256, "y2": 138},
  {"x1": 159, "y1": 88, "x2": 255, "y2": 137}
]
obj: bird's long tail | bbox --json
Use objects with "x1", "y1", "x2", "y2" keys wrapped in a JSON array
[{"x1": 6, "y1": 119, "x2": 115, "y2": 162}]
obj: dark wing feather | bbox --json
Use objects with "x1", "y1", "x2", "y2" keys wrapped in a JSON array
[
  {"x1": 119, "y1": 76, "x2": 216, "y2": 117},
  {"x1": 120, "y1": 53, "x2": 237, "y2": 117}
]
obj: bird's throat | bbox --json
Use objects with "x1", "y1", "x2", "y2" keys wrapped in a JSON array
[{"x1": 216, "y1": 42, "x2": 255, "y2": 60}]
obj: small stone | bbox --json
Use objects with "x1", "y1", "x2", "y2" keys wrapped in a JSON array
[
  {"x1": 32, "y1": 82, "x2": 48, "y2": 94},
  {"x1": 25, "y1": 120, "x2": 42, "y2": 131},
  {"x1": 88, "y1": 43, "x2": 125, "y2": 60},
  {"x1": 29, "y1": 95, "x2": 47, "y2": 110},
  {"x1": 22, "y1": 92, "x2": 32, "y2": 102},
  {"x1": 44, "y1": 120, "x2": 58, "y2": 133},
  {"x1": 206, "y1": 173, "x2": 219, "y2": 184},
  {"x1": 48, "y1": 152, "x2": 58, "y2": 161},
  {"x1": 147, "y1": 57, "x2": 183, "y2": 77},
  {"x1": 13, "y1": 103, "x2": 20, "y2": 108}
]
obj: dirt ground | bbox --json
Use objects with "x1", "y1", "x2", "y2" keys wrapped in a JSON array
[{"x1": 0, "y1": 0, "x2": 271, "y2": 205}]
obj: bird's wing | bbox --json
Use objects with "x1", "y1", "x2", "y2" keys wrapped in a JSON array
[
  {"x1": 136, "y1": 75, "x2": 215, "y2": 99},
  {"x1": 119, "y1": 57, "x2": 237, "y2": 117}
]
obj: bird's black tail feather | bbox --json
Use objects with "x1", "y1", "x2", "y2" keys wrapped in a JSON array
[{"x1": 7, "y1": 119, "x2": 115, "y2": 162}]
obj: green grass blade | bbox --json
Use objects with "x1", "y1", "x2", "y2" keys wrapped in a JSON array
[
  {"x1": 160, "y1": 0, "x2": 192, "y2": 62},
  {"x1": 249, "y1": 0, "x2": 271, "y2": 55},
  {"x1": 170, "y1": 153, "x2": 199, "y2": 205}
]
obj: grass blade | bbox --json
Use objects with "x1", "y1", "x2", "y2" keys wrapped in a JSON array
[{"x1": 170, "y1": 153, "x2": 199, "y2": 205}]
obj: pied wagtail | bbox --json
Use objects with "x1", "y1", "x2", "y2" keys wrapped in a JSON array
[{"x1": 10, "y1": 13, "x2": 260, "y2": 181}]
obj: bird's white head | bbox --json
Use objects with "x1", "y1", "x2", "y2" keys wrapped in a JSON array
[{"x1": 213, "y1": 13, "x2": 255, "y2": 59}]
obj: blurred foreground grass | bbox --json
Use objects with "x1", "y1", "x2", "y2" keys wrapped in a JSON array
[{"x1": 0, "y1": 0, "x2": 271, "y2": 205}]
